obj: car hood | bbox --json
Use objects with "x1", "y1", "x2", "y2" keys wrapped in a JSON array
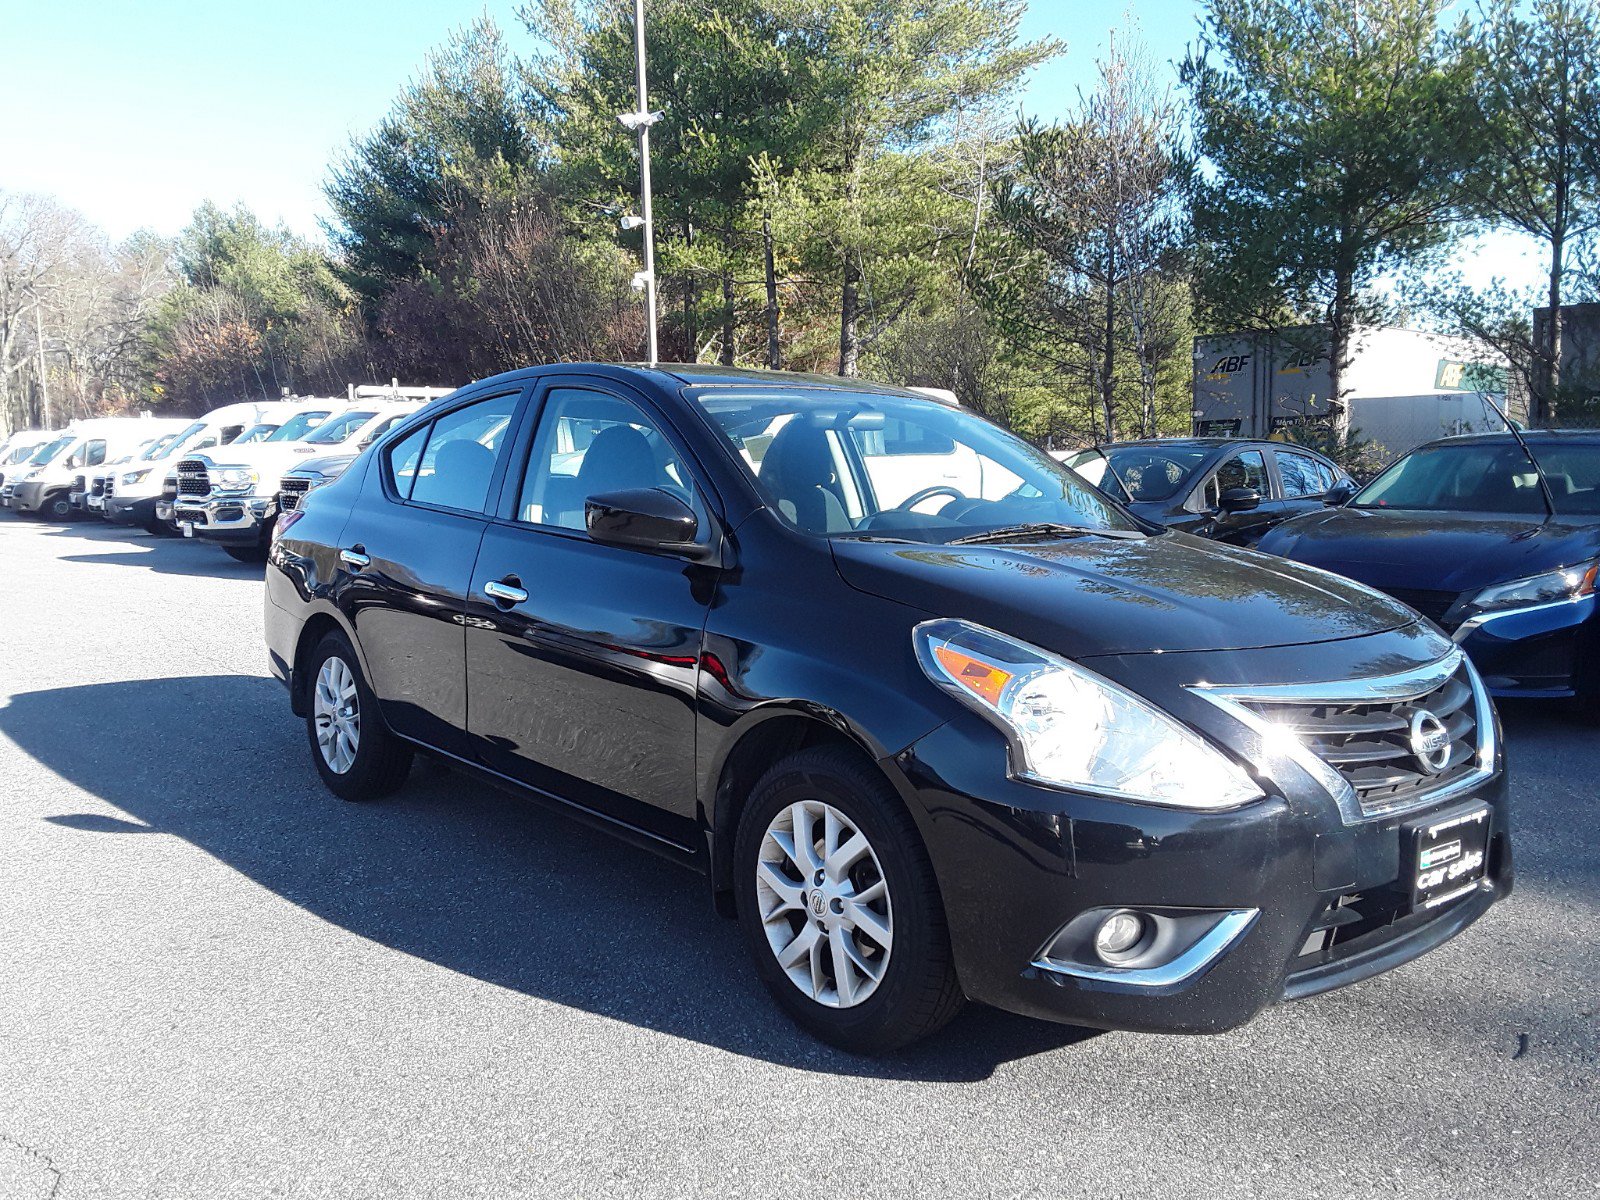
[
  {"x1": 830, "y1": 531, "x2": 1417, "y2": 657},
  {"x1": 194, "y1": 443, "x2": 340, "y2": 474},
  {"x1": 1264, "y1": 507, "x2": 1600, "y2": 592}
]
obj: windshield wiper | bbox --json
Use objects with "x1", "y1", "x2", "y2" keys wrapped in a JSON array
[{"x1": 946, "y1": 522, "x2": 1141, "y2": 546}]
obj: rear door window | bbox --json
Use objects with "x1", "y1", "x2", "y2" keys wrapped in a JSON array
[
  {"x1": 403, "y1": 394, "x2": 519, "y2": 513},
  {"x1": 1276, "y1": 450, "x2": 1326, "y2": 498}
]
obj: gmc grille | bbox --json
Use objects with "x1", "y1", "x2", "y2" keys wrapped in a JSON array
[
  {"x1": 176, "y1": 459, "x2": 210, "y2": 497},
  {"x1": 1240, "y1": 663, "x2": 1481, "y2": 817}
]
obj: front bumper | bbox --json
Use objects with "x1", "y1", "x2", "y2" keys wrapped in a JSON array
[
  {"x1": 172, "y1": 494, "x2": 274, "y2": 546},
  {"x1": 106, "y1": 495, "x2": 158, "y2": 525},
  {"x1": 895, "y1": 715, "x2": 1510, "y2": 1034},
  {"x1": 1452, "y1": 593, "x2": 1598, "y2": 698},
  {"x1": 9, "y1": 480, "x2": 52, "y2": 514}
]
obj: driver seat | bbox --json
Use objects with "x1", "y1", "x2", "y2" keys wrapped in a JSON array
[{"x1": 759, "y1": 421, "x2": 852, "y2": 533}]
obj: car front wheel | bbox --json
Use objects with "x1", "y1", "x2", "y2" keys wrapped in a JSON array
[
  {"x1": 304, "y1": 632, "x2": 413, "y2": 801},
  {"x1": 733, "y1": 745, "x2": 963, "y2": 1054}
]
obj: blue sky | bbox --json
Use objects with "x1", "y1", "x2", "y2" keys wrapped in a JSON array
[{"x1": 0, "y1": 0, "x2": 1541, "y2": 290}]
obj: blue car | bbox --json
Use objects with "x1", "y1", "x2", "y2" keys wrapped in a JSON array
[{"x1": 1257, "y1": 430, "x2": 1599, "y2": 700}]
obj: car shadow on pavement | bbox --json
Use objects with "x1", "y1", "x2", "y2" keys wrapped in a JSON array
[
  {"x1": 39, "y1": 522, "x2": 263, "y2": 578},
  {"x1": 1, "y1": 674, "x2": 1096, "y2": 1081}
]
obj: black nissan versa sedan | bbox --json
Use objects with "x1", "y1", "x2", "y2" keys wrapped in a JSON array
[
  {"x1": 1258, "y1": 430, "x2": 1600, "y2": 701},
  {"x1": 1062, "y1": 438, "x2": 1355, "y2": 546},
  {"x1": 264, "y1": 364, "x2": 1510, "y2": 1053}
]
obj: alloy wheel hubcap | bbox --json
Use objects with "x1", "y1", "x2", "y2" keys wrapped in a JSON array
[
  {"x1": 756, "y1": 800, "x2": 893, "y2": 1009},
  {"x1": 313, "y1": 656, "x2": 360, "y2": 774}
]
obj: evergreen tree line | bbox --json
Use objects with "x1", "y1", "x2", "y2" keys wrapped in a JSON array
[{"x1": 4, "y1": 0, "x2": 1599, "y2": 442}]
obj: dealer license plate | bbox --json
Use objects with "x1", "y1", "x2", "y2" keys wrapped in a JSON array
[
  {"x1": 180, "y1": 521, "x2": 194, "y2": 537},
  {"x1": 1408, "y1": 805, "x2": 1490, "y2": 910}
]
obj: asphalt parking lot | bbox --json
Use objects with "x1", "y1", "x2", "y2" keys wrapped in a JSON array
[{"x1": 0, "y1": 514, "x2": 1596, "y2": 1200}]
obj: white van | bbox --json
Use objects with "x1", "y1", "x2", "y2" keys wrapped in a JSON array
[
  {"x1": 3, "y1": 418, "x2": 189, "y2": 519},
  {"x1": 0, "y1": 429, "x2": 56, "y2": 490},
  {"x1": 101, "y1": 401, "x2": 287, "y2": 533}
]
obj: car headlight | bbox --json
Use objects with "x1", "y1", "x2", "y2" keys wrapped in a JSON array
[
  {"x1": 214, "y1": 467, "x2": 259, "y2": 492},
  {"x1": 1467, "y1": 560, "x2": 1597, "y2": 613},
  {"x1": 914, "y1": 619, "x2": 1263, "y2": 810},
  {"x1": 121, "y1": 469, "x2": 152, "y2": 485}
]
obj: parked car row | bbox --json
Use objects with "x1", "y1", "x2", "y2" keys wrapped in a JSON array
[
  {"x1": 4, "y1": 395, "x2": 425, "y2": 561},
  {"x1": 12, "y1": 368, "x2": 1588, "y2": 1054}
]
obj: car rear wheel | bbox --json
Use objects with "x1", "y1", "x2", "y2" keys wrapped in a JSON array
[
  {"x1": 733, "y1": 745, "x2": 963, "y2": 1054},
  {"x1": 305, "y1": 632, "x2": 413, "y2": 801}
]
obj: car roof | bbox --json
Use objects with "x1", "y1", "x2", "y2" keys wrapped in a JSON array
[
  {"x1": 466, "y1": 361, "x2": 925, "y2": 400},
  {"x1": 1089, "y1": 437, "x2": 1302, "y2": 453}
]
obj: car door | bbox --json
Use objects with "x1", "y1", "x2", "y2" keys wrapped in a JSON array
[
  {"x1": 462, "y1": 378, "x2": 715, "y2": 850},
  {"x1": 1195, "y1": 447, "x2": 1282, "y2": 544},
  {"x1": 340, "y1": 387, "x2": 527, "y2": 757}
]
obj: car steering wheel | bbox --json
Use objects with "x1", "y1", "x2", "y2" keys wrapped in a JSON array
[{"x1": 893, "y1": 485, "x2": 966, "y2": 512}]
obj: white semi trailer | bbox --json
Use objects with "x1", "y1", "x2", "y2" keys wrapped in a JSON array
[{"x1": 1191, "y1": 326, "x2": 1511, "y2": 459}]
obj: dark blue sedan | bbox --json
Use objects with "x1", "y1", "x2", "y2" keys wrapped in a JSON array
[{"x1": 1257, "y1": 431, "x2": 1599, "y2": 700}]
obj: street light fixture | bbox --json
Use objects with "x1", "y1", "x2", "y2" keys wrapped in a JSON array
[{"x1": 619, "y1": 214, "x2": 646, "y2": 232}]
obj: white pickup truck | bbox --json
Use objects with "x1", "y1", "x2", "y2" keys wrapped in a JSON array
[
  {"x1": 174, "y1": 401, "x2": 420, "y2": 560},
  {"x1": 101, "y1": 400, "x2": 286, "y2": 534}
]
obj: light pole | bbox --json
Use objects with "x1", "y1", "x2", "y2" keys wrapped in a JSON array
[{"x1": 618, "y1": 0, "x2": 662, "y2": 367}]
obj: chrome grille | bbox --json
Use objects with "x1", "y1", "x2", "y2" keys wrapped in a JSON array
[
  {"x1": 1241, "y1": 664, "x2": 1481, "y2": 817},
  {"x1": 176, "y1": 459, "x2": 210, "y2": 497},
  {"x1": 277, "y1": 476, "x2": 312, "y2": 511},
  {"x1": 103, "y1": 475, "x2": 115, "y2": 499}
]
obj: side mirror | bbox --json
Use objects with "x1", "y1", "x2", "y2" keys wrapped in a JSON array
[
  {"x1": 1218, "y1": 486, "x2": 1261, "y2": 513},
  {"x1": 586, "y1": 488, "x2": 703, "y2": 557},
  {"x1": 1324, "y1": 478, "x2": 1358, "y2": 506}
]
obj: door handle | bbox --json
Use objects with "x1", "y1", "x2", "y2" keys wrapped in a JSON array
[
  {"x1": 339, "y1": 547, "x2": 371, "y2": 569},
  {"x1": 483, "y1": 578, "x2": 528, "y2": 606}
]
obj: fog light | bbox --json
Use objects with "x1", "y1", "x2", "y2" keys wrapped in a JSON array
[{"x1": 1093, "y1": 910, "x2": 1150, "y2": 963}]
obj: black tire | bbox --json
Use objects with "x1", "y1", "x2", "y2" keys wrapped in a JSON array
[
  {"x1": 733, "y1": 745, "x2": 963, "y2": 1054},
  {"x1": 145, "y1": 516, "x2": 176, "y2": 537},
  {"x1": 44, "y1": 493, "x2": 74, "y2": 521},
  {"x1": 303, "y1": 632, "x2": 413, "y2": 801},
  {"x1": 224, "y1": 544, "x2": 268, "y2": 563}
]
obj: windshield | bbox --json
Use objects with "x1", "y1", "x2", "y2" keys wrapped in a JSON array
[
  {"x1": 263, "y1": 411, "x2": 331, "y2": 443},
  {"x1": 1355, "y1": 441, "x2": 1600, "y2": 516},
  {"x1": 235, "y1": 422, "x2": 277, "y2": 444},
  {"x1": 29, "y1": 434, "x2": 75, "y2": 465},
  {"x1": 4, "y1": 442, "x2": 42, "y2": 465},
  {"x1": 303, "y1": 410, "x2": 376, "y2": 445},
  {"x1": 143, "y1": 422, "x2": 207, "y2": 461},
  {"x1": 690, "y1": 388, "x2": 1139, "y2": 541}
]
